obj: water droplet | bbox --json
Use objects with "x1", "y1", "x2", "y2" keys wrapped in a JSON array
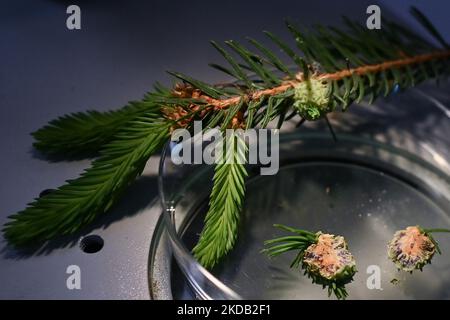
[{"x1": 392, "y1": 84, "x2": 400, "y2": 94}]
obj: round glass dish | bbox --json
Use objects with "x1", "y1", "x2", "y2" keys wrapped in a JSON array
[{"x1": 149, "y1": 83, "x2": 450, "y2": 300}]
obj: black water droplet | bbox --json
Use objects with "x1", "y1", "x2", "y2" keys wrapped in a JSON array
[
  {"x1": 79, "y1": 235, "x2": 104, "y2": 254},
  {"x1": 392, "y1": 84, "x2": 400, "y2": 94}
]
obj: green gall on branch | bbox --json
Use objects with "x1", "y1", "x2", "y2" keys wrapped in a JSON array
[{"x1": 293, "y1": 78, "x2": 334, "y2": 120}]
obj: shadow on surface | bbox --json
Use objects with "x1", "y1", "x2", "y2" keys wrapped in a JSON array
[
  {"x1": 1, "y1": 173, "x2": 160, "y2": 259},
  {"x1": 30, "y1": 147, "x2": 99, "y2": 162}
]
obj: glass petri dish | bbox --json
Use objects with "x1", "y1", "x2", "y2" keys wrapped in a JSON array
[{"x1": 149, "y1": 82, "x2": 450, "y2": 300}]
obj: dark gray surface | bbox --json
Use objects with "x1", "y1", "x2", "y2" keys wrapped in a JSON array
[{"x1": 0, "y1": 0, "x2": 448, "y2": 299}]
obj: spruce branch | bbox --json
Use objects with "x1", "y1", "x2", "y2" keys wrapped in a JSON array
[
  {"x1": 3, "y1": 107, "x2": 170, "y2": 246},
  {"x1": 173, "y1": 42, "x2": 450, "y2": 114},
  {"x1": 3, "y1": 7, "x2": 450, "y2": 273},
  {"x1": 31, "y1": 84, "x2": 173, "y2": 158},
  {"x1": 192, "y1": 132, "x2": 248, "y2": 269},
  {"x1": 156, "y1": 7, "x2": 450, "y2": 134},
  {"x1": 32, "y1": 100, "x2": 153, "y2": 157}
]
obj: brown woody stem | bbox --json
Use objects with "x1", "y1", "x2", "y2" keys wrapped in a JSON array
[{"x1": 200, "y1": 50, "x2": 450, "y2": 110}]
